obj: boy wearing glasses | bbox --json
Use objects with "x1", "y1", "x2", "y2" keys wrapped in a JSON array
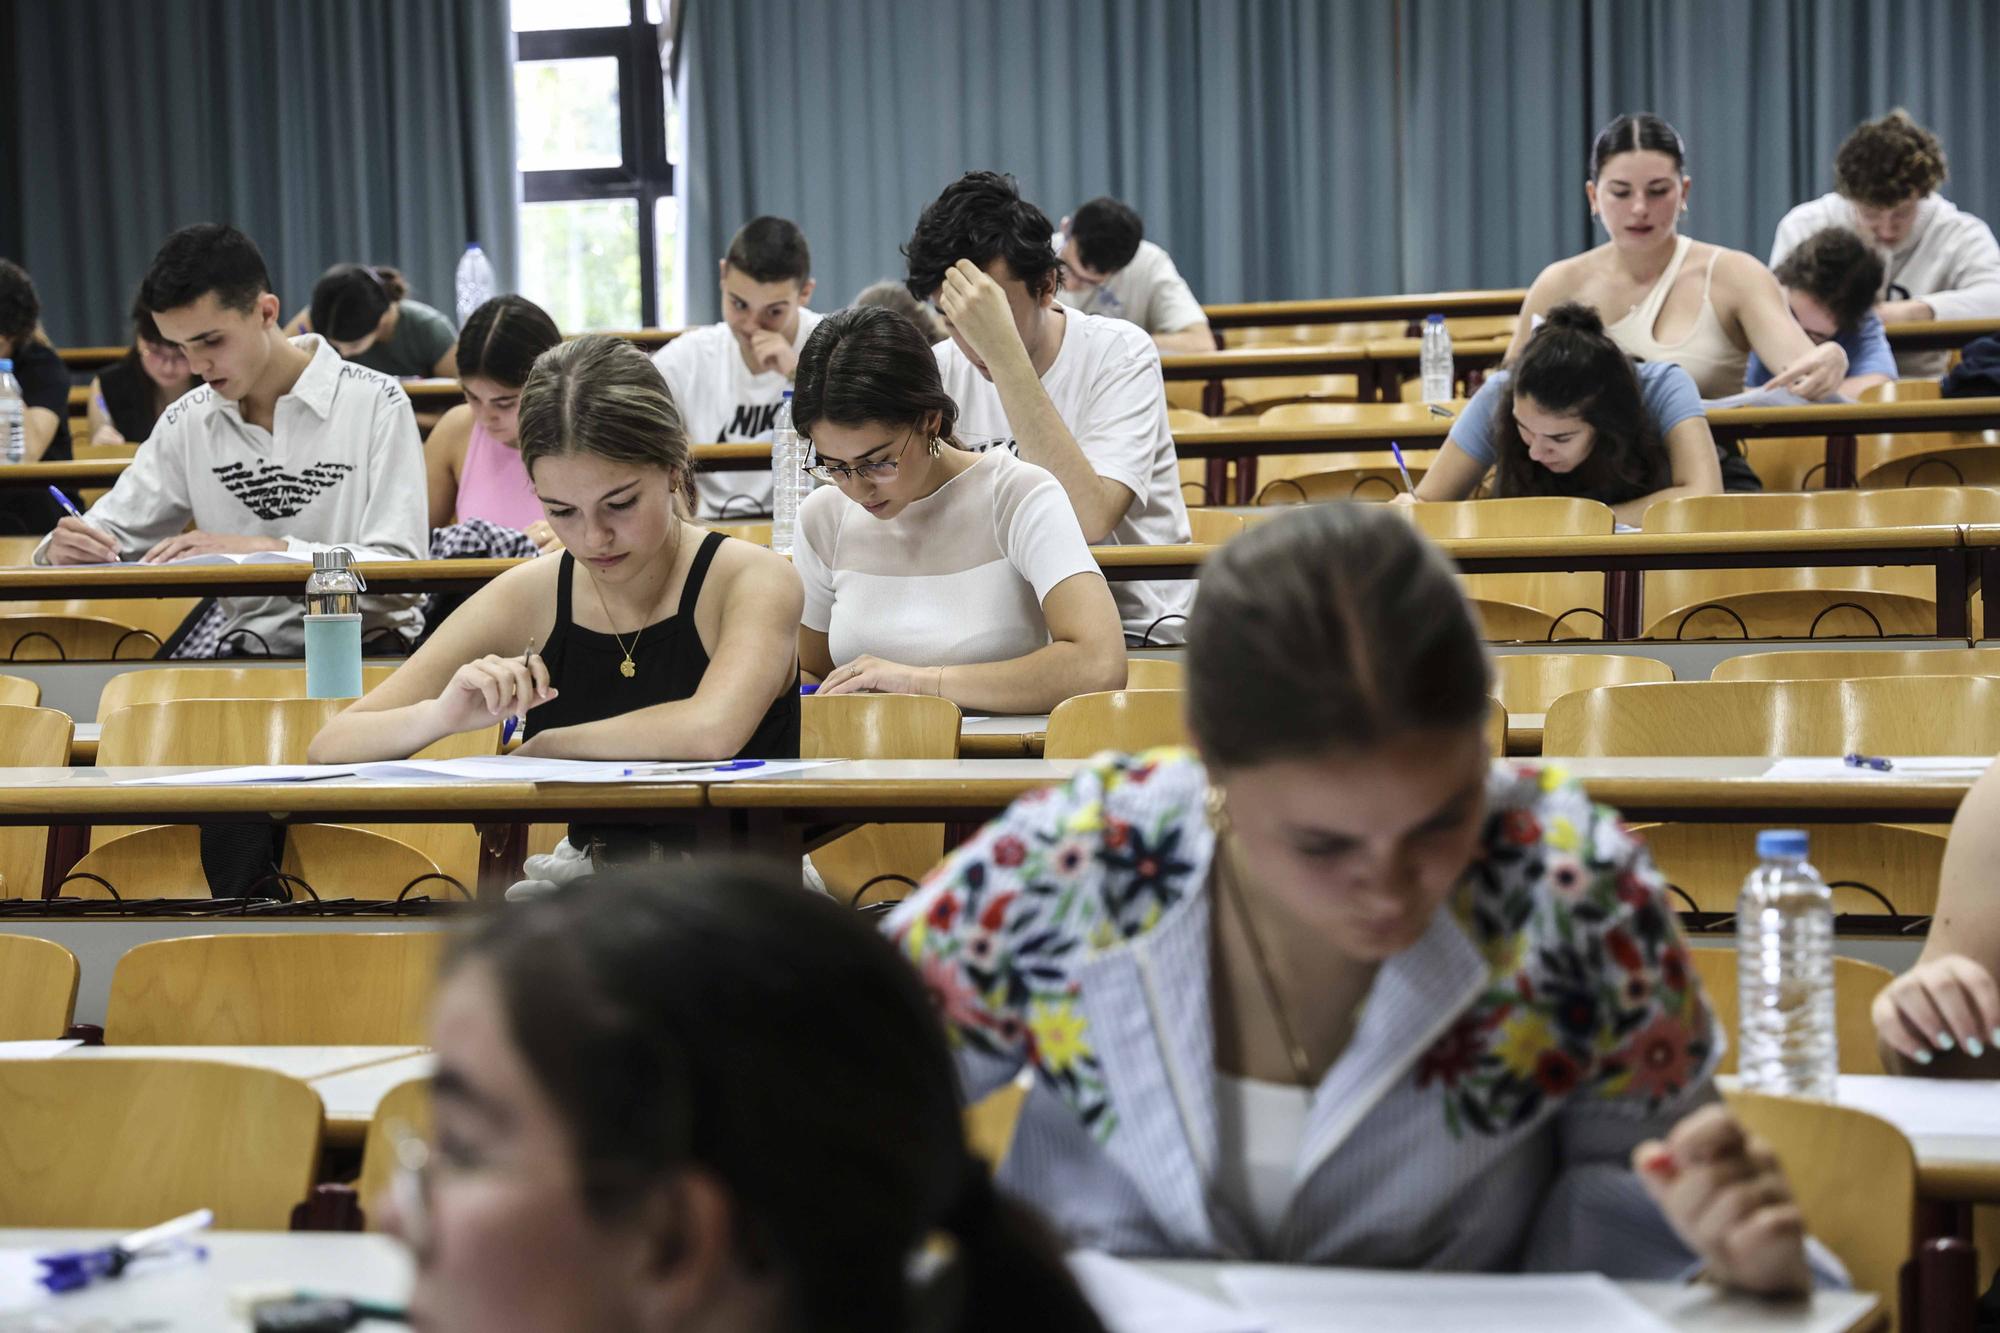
[
  {"x1": 652, "y1": 216, "x2": 821, "y2": 519},
  {"x1": 1747, "y1": 226, "x2": 1896, "y2": 400}
]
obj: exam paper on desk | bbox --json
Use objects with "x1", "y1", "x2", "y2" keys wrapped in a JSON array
[
  {"x1": 1217, "y1": 1267, "x2": 1675, "y2": 1333},
  {"x1": 1760, "y1": 756, "x2": 1993, "y2": 781}
]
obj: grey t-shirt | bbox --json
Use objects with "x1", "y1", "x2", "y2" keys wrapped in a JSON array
[{"x1": 351, "y1": 299, "x2": 456, "y2": 378}]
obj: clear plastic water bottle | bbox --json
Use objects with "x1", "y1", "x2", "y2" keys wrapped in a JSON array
[
  {"x1": 1736, "y1": 829, "x2": 1837, "y2": 1099},
  {"x1": 0, "y1": 359, "x2": 24, "y2": 465},
  {"x1": 770, "y1": 391, "x2": 805, "y2": 555},
  {"x1": 1420, "y1": 314, "x2": 1454, "y2": 404},
  {"x1": 455, "y1": 244, "x2": 497, "y2": 328}
]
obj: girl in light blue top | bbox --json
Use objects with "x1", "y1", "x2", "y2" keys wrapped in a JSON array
[{"x1": 1405, "y1": 303, "x2": 1725, "y2": 527}]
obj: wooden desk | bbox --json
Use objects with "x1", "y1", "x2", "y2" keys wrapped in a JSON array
[
  {"x1": 56, "y1": 346, "x2": 129, "y2": 374},
  {"x1": 1706, "y1": 397, "x2": 2000, "y2": 488},
  {"x1": 1140, "y1": 1259, "x2": 1885, "y2": 1333},
  {"x1": 1157, "y1": 337, "x2": 1509, "y2": 405},
  {"x1": 0, "y1": 765, "x2": 710, "y2": 898},
  {"x1": 0, "y1": 1229, "x2": 412, "y2": 1327},
  {"x1": 1201, "y1": 289, "x2": 1530, "y2": 329},
  {"x1": 309, "y1": 1050, "x2": 435, "y2": 1148},
  {"x1": 58, "y1": 1044, "x2": 427, "y2": 1084},
  {"x1": 706, "y1": 756, "x2": 1979, "y2": 857}
]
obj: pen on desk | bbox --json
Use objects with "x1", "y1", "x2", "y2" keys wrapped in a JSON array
[
  {"x1": 622, "y1": 759, "x2": 767, "y2": 776},
  {"x1": 47, "y1": 484, "x2": 85, "y2": 520},
  {"x1": 38, "y1": 1207, "x2": 214, "y2": 1292},
  {"x1": 1844, "y1": 752, "x2": 1894, "y2": 772},
  {"x1": 1426, "y1": 402, "x2": 1456, "y2": 420},
  {"x1": 499, "y1": 637, "x2": 535, "y2": 748},
  {"x1": 1388, "y1": 441, "x2": 1415, "y2": 495}
]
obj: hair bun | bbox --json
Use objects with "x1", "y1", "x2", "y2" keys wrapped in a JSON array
[{"x1": 1542, "y1": 301, "x2": 1605, "y2": 337}]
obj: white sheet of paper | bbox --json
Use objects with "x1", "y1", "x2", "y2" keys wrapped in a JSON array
[
  {"x1": 532, "y1": 758, "x2": 836, "y2": 783},
  {"x1": 0, "y1": 1040, "x2": 83, "y2": 1059},
  {"x1": 959, "y1": 715, "x2": 1052, "y2": 736},
  {"x1": 1218, "y1": 1268, "x2": 1675, "y2": 1333},
  {"x1": 0, "y1": 1250, "x2": 50, "y2": 1312},
  {"x1": 1761, "y1": 756, "x2": 1993, "y2": 781},
  {"x1": 349, "y1": 755, "x2": 629, "y2": 783},
  {"x1": 1836, "y1": 1075, "x2": 2000, "y2": 1138},
  {"x1": 117, "y1": 764, "x2": 354, "y2": 785},
  {"x1": 1068, "y1": 1253, "x2": 1265, "y2": 1333}
]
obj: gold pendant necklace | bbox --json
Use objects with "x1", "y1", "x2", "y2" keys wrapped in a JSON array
[{"x1": 580, "y1": 524, "x2": 682, "y2": 680}]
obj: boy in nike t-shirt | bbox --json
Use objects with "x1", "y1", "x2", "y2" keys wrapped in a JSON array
[{"x1": 36, "y1": 223, "x2": 427, "y2": 653}]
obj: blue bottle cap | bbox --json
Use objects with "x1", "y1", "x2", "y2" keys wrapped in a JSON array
[
  {"x1": 1425, "y1": 314, "x2": 1444, "y2": 324},
  {"x1": 0, "y1": 358, "x2": 12, "y2": 371},
  {"x1": 1756, "y1": 829, "x2": 1809, "y2": 859}
]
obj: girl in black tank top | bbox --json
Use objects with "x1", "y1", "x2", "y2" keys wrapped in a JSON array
[{"x1": 528, "y1": 531, "x2": 799, "y2": 862}]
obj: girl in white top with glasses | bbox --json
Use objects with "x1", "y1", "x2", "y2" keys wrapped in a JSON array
[{"x1": 791, "y1": 305, "x2": 1126, "y2": 713}]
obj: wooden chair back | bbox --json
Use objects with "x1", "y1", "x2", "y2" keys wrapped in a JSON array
[
  {"x1": 0, "y1": 1058, "x2": 323, "y2": 1228},
  {"x1": 1711, "y1": 646, "x2": 2000, "y2": 683},
  {"x1": 1401, "y1": 497, "x2": 1614, "y2": 640},
  {"x1": 0, "y1": 705, "x2": 74, "y2": 897},
  {"x1": 0, "y1": 936, "x2": 78, "y2": 1038},
  {"x1": 12, "y1": 598, "x2": 200, "y2": 646},
  {"x1": 1045, "y1": 690, "x2": 1188, "y2": 759},
  {"x1": 1187, "y1": 508, "x2": 1249, "y2": 544},
  {"x1": 1124, "y1": 658, "x2": 1185, "y2": 690},
  {"x1": 1543, "y1": 676, "x2": 2000, "y2": 757},
  {"x1": 0, "y1": 614, "x2": 162, "y2": 661},
  {"x1": 1166, "y1": 409, "x2": 1216, "y2": 432},
  {"x1": 1719, "y1": 1087, "x2": 1915, "y2": 1323},
  {"x1": 1640, "y1": 489, "x2": 2000, "y2": 639},
  {"x1": 1859, "y1": 443, "x2": 2000, "y2": 490},
  {"x1": 358, "y1": 1076, "x2": 432, "y2": 1231},
  {"x1": 105, "y1": 931, "x2": 446, "y2": 1045},
  {"x1": 965, "y1": 1079, "x2": 1030, "y2": 1170},
  {"x1": 801, "y1": 694, "x2": 963, "y2": 907},
  {"x1": 98, "y1": 664, "x2": 399, "y2": 719},
  {"x1": 1692, "y1": 951, "x2": 1894, "y2": 1077},
  {"x1": 703, "y1": 520, "x2": 772, "y2": 545},
  {"x1": 0, "y1": 673, "x2": 37, "y2": 706},
  {"x1": 1484, "y1": 699, "x2": 1507, "y2": 758},
  {"x1": 1490, "y1": 653, "x2": 1674, "y2": 714},
  {"x1": 0, "y1": 536, "x2": 41, "y2": 566},
  {"x1": 66, "y1": 824, "x2": 453, "y2": 902},
  {"x1": 1640, "y1": 822, "x2": 1946, "y2": 918}
]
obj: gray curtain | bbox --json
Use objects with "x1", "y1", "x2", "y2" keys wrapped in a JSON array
[
  {"x1": 10, "y1": 0, "x2": 518, "y2": 348},
  {"x1": 678, "y1": 0, "x2": 1400, "y2": 323},
  {"x1": 682, "y1": 0, "x2": 2000, "y2": 314}
]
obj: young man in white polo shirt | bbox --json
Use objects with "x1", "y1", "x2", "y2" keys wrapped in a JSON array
[
  {"x1": 652, "y1": 216, "x2": 824, "y2": 518},
  {"x1": 37, "y1": 223, "x2": 427, "y2": 654},
  {"x1": 905, "y1": 171, "x2": 1194, "y2": 644},
  {"x1": 1055, "y1": 196, "x2": 1215, "y2": 355}
]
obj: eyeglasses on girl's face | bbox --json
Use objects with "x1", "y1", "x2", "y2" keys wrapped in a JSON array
[{"x1": 807, "y1": 431, "x2": 917, "y2": 485}]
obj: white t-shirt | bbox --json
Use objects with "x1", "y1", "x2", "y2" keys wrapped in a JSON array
[
  {"x1": 1770, "y1": 192, "x2": 2000, "y2": 377},
  {"x1": 793, "y1": 448, "x2": 1102, "y2": 670},
  {"x1": 1056, "y1": 239, "x2": 1207, "y2": 335},
  {"x1": 933, "y1": 304, "x2": 1194, "y2": 642},
  {"x1": 651, "y1": 309, "x2": 825, "y2": 518},
  {"x1": 34, "y1": 335, "x2": 427, "y2": 653}
]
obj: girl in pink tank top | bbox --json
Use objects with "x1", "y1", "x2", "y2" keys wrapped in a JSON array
[{"x1": 430, "y1": 296, "x2": 563, "y2": 532}]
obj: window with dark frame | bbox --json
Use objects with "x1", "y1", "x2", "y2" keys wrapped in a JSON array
[{"x1": 513, "y1": 0, "x2": 675, "y2": 330}]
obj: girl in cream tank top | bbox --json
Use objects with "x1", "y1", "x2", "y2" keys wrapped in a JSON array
[{"x1": 1605, "y1": 235, "x2": 1747, "y2": 398}]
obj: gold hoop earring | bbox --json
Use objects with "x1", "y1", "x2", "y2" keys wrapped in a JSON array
[
  {"x1": 928, "y1": 437, "x2": 944, "y2": 457},
  {"x1": 1204, "y1": 785, "x2": 1231, "y2": 834}
]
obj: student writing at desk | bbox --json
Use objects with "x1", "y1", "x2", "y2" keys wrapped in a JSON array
[
  {"x1": 791, "y1": 305, "x2": 1126, "y2": 713},
  {"x1": 308, "y1": 336, "x2": 799, "y2": 864},
  {"x1": 1396, "y1": 303, "x2": 1723, "y2": 527},
  {"x1": 286, "y1": 262, "x2": 458, "y2": 379},
  {"x1": 423, "y1": 295, "x2": 561, "y2": 540},
  {"x1": 892, "y1": 504, "x2": 1830, "y2": 1292},
  {"x1": 84, "y1": 292, "x2": 200, "y2": 447},
  {"x1": 37, "y1": 224, "x2": 428, "y2": 656},
  {"x1": 380, "y1": 864, "x2": 1108, "y2": 1333}
]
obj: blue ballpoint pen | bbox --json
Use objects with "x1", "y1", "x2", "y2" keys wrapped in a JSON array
[
  {"x1": 47, "y1": 484, "x2": 85, "y2": 520},
  {"x1": 1388, "y1": 441, "x2": 1416, "y2": 495},
  {"x1": 1844, "y1": 752, "x2": 1894, "y2": 772},
  {"x1": 500, "y1": 638, "x2": 536, "y2": 747},
  {"x1": 38, "y1": 1207, "x2": 214, "y2": 1293}
]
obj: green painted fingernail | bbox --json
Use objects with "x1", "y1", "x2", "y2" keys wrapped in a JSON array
[
  {"x1": 1936, "y1": 1031, "x2": 1956, "y2": 1051},
  {"x1": 1911, "y1": 1048, "x2": 1934, "y2": 1066},
  {"x1": 1969, "y1": 1038, "x2": 1987, "y2": 1059}
]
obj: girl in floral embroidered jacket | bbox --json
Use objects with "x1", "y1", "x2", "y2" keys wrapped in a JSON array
[{"x1": 890, "y1": 503, "x2": 1831, "y2": 1293}]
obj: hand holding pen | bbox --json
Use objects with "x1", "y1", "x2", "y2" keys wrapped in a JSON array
[
  {"x1": 438, "y1": 639, "x2": 553, "y2": 739},
  {"x1": 500, "y1": 638, "x2": 543, "y2": 747}
]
